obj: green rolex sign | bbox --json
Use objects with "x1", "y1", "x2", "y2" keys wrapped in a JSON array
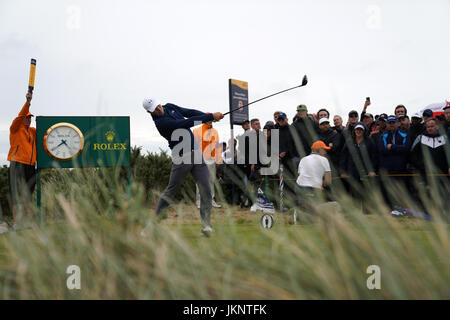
[
  {"x1": 35, "y1": 116, "x2": 130, "y2": 222},
  {"x1": 36, "y1": 116, "x2": 130, "y2": 168}
]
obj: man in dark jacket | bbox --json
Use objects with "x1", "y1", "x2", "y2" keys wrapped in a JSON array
[
  {"x1": 340, "y1": 122, "x2": 377, "y2": 180},
  {"x1": 377, "y1": 115, "x2": 411, "y2": 174},
  {"x1": 343, "y1": 110, "x2": 359, "y2": 139},
  {"x1": 277, "y1": 112, "x2": 300, "y2": 208},
  {"x1": 409, "y1": 113, "x2": 425, "y2": 142},
  {"x1": 292, "y1": 104, "x2": 318, "y2": 158},
  {"x1": 277, "y1": 113, "x2": 298, "y2": 168},
  {"x1": 398, "y1": 115, "x2": 410, "y2": 133},
  {"x1": 141, "y1": 97, "x2": 224, "y2": 237},
  {"x1": 377, "y1": 115, "x2": 412, "y2": 210},
  {"x1": 411, "y1": 118, "x2": 450, "y2": 177},
  {"x1": 410, "y1": 118, "x2": 450, "y2": 214},
  {"x1": 318, "y1": 118, "x2": 342, "y2": 175},
  {"x1": 339, "y1": 122, "x2": 377, "y2": 213}
]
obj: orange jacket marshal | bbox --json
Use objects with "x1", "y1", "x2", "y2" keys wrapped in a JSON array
[{"x1": 8, "y1": 102, "x2": 36, "y2": 166}]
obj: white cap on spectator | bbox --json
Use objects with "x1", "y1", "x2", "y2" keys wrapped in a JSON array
[
  {"x1": 354, "y1": 123, "x2": 366, "y2": 130},
  {"x1": 143, "y1": 97, "x2": 160, "y2": 112},
  {"x1": 411, "y1": 112, "x2": 421, "y2": 119},
  {"x1": 319, "y1": 118, "x2": 330, "y2": 125}
]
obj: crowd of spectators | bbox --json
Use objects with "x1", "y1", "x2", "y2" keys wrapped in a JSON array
[{"x1": 213, "y1": 99, "x2": 450, "y2": 214}]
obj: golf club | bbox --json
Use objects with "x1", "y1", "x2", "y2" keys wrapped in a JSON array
[{"x1": 223, "y1": 75, "x2": 308, "y2": 117}]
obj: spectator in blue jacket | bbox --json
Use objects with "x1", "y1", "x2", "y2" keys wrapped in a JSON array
[
  {"x1": 377, "y1": 115, "x2": 411, "y2": 174},
  {"x1": 376, "y1": 115, "x2": 412, "y2": 210}
]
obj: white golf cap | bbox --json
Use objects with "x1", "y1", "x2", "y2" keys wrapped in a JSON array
[
  {"x1": 411, "y1": 112, "x2": 421, "y2": 119},
  {"x1": 354, "y1": 123, "x2": 366, "y2": 130},
  {"x1": 143, "y1": 97, "x2": 160, "y2": 112},
  {"x1": 319, "y1": 118, "x2": 330, "y2": 125}
]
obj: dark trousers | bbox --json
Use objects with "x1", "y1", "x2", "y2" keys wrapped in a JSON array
[
  {"x1": 155, "y1": 151, "x2": 212, "y2": 228},
  {"x1": 9, "y1": 161, "x2": 36, "y2": 207}
]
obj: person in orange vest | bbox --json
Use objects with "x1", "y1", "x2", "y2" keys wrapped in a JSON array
[
  {"x1": 193, "y1": 118, "x2": 222, "y2": 208},
  {"x1": 6, "y1": 91, "x2": 37, "y2": 231}
]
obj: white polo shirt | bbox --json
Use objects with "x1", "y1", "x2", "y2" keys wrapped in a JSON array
[{"x1": 296, "y1": 153, "x2": 331, "y2": 189}]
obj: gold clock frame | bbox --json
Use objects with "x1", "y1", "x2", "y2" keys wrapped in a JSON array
[{"x1": 43, "y1": 122, "x2": 85, "y2": 162}]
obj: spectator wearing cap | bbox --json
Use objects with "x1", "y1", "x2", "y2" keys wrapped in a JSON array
[
  {"x1": 370, "y1": 113, "x2": 387, "y2": 145},
  {"x1": 297, "y1": 140, "x2": 332, "y2": 189},
  {"x1": 295, "y1": 140, "x2": 332, "y2": 214},
  {"x1": 395, "y1": 104, "x2": 407, "y2": 118},
  {"x1": 362, "y1": 113, "x2": 375, "y2": 135},
  {"x1": 360, "y1": 97, "x2": 372, "y2": 122},
  {"x1": 409, "y1": 113, "x2": 424, "y2": 142},
  {"x1": 292, "y1": 104, "x2": 318, "y2": 158},
  {"x1": 377, "y1": 115, "x2": 411, "y2": 174},
  {"x1": 376, "y1": 115, "x2": 412, "y2": 209},
  {"x1": 318, "y1": 118, "x2": 342, "y2": 175},
  {"x1": 241, "y1": 119, "x2": 250, "y2": 131},
  {"x1": 277, "y1": 111, "x2": 302, "y2": 207},
  {"x1": 398, "y1": 114, "x2": 410, "y2": 133},
  {"x1": 344, "y1": 110, "x2": 359, "y2": 138},
  {"x1": 339, "y1": 122, "x2": 377, "y2": 209},
  {"x1": 277, "y1": 112, "x2": 299, "y2": 168},
  {"x1": 369, "y1": 113, "x2": 388, "y2": 172}
]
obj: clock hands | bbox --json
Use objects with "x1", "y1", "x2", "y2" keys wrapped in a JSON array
[
  {"x1": 51, "y1": 140, "x2": 66, "y2": 151},
  {"x1": 51, "y1": 139, "x2": 74, "y2": 152}
]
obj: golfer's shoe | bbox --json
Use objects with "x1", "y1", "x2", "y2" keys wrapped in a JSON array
[
  {"x1": 201, "y1": 226, "x2": 213, "y2": 237},
  {"x1": 212, "y1": 200, "x2": 222, "y2": 208}
]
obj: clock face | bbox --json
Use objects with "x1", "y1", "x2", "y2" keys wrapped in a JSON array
[{"x1": 43, "y1": 122, "x2": 84, "y2": 161}]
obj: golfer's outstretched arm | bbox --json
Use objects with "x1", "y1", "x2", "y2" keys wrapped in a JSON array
[
  {"x1": 158, "y1": 112, "x2": 223, "y2": 130},
  {"x1": 173, "y1": 105, "x2": 208, "y2": 118}
]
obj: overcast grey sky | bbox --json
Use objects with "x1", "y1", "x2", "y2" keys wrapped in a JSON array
[{"x1": 1, "y1": 0, "x2": 449, "y2": 165}]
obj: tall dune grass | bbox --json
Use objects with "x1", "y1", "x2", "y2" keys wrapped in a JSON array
[{"x1": 0, "y1": 167, "x2": 449, "y2": 299}]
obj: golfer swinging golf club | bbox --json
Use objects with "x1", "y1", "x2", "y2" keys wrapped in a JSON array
[{"x1": 141, "y1": 97, "x2": 224, "y2": 237}]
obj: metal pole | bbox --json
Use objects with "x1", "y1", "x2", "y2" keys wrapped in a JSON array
[
  {"x1": 37, "y1": 168, "x2": 42, "y2": 225},
  {"x1": 229, "y1": 79, "x2": 236, "y2": 205},
  {"x1": 279, "y1": 164, "x2": 284, "y2": 212}
]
